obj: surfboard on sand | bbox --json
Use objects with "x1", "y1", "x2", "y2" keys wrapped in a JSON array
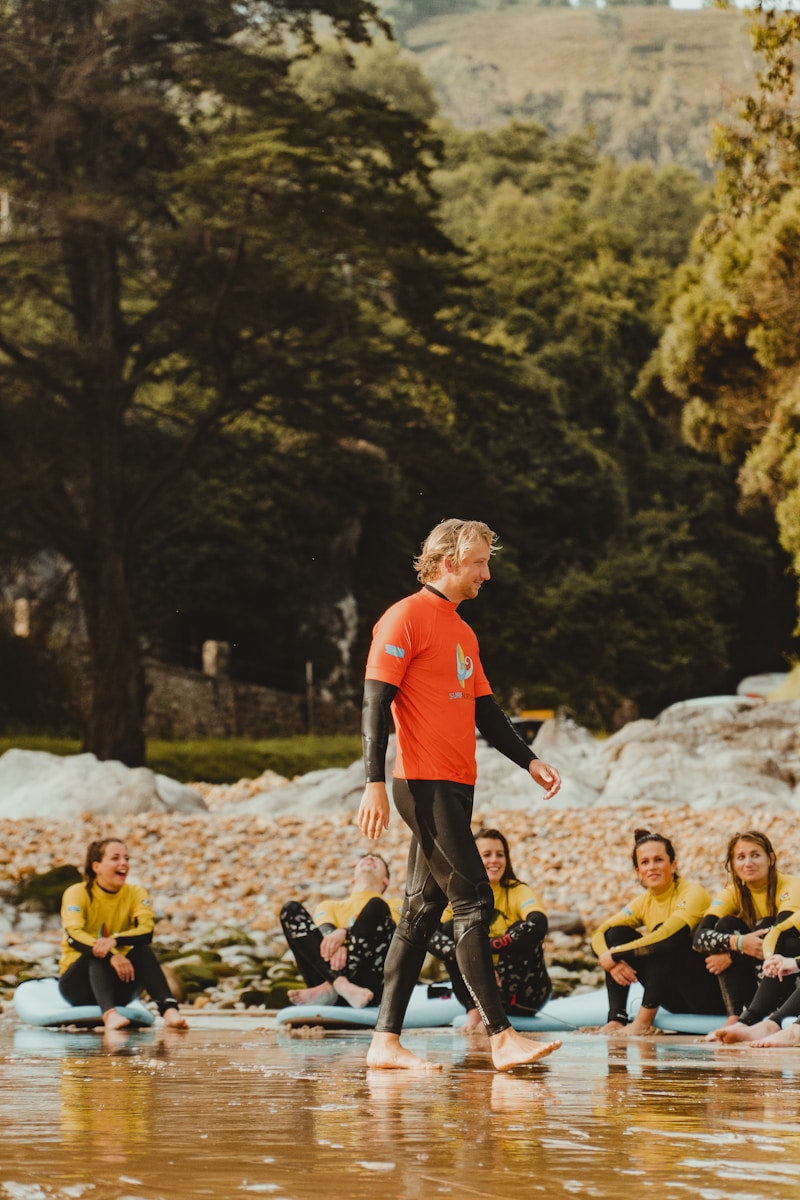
[
  {"x1": 277, "y1": 983, "x2": 465, "y2": 1029},
  {"x1": 452, "y1": 983, "x2": 727, "y2": 1036},
  {"x1": 13, "y1": 977, "x2": 156, "y2": 1028}
]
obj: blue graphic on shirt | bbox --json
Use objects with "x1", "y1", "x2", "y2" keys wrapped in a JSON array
[{"x1": 384, "y1": 644, "x2": 406, "y2": 659}]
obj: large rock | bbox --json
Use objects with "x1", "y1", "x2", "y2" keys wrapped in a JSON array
[
  {"x1": 224, "y1": 698, "x2": 800, "y2": 816},
  {"x1": 0, "y1": 749, "x2": 207, "y2": 819}
]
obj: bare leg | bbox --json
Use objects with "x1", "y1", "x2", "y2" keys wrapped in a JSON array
[
  {"x1": 366, "y1": 1031, "x2": 443, "y2": 1071},
  {"x1": 332, "y1": 977, "x2": 374, "y2": 1008},
  {"x1": 751, "y1": 1022, "x2": 800, "y2": 1048},
  {"x1": 103, "y1": 1008, "x2": 131, "y2": 1031},
  {"x1": 718, "y1": 1018, "x2": 779, "y2": 1044},
  {"x1": 489, "y1": 1028, "x2": 561, "y2": 1072},
  {"x1": 288, "y1": 981, "x2": 337, "y2": 1006}
]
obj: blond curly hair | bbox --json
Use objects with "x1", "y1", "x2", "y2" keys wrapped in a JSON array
[{"x1": 413, "y1": 518, "x2": 498, "y2": 584}]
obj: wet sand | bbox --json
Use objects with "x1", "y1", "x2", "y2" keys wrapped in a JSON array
[{"x1": 3, "y1": 1012, "x2": 800, "y2": 1200}]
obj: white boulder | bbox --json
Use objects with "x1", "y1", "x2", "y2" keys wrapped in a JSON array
[{"x1": 0, "y1": 749, "x2": 207, "y2": 819}]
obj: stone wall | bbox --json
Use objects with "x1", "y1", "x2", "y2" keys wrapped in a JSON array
[{"x1": 143, "y1": 658, "x2": 359, "y2": 739}]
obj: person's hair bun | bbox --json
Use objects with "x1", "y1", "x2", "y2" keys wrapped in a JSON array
[{"x1": 633, "y1": 828, "x2": 651, "y2": 841}]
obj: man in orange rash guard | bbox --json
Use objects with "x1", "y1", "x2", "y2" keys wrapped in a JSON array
[{"x1": 357, "y1": 518, "x2": 563, "y2": 1073}]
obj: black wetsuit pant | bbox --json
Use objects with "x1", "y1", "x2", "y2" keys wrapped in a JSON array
[
  {"x1": 735, "y1": 923, "x2": 800, "y2": 1026},
  {"x1": 280, "y1": 897, "x2": 395, "y2": 1003},
  {"x1": 697, "y1": 914, "x2": 782, "y2": 1016},
  {"x1": 429, "y1": 917, "x2": 551, "y2": 1017},
  {"x1": 375, "y1": 778, "x2": 510, "y2": 1037},
  {"x1": 604, "y1": 925, "x2": 727, "y2": 1025},
  {"x1": 58, "y1": 944, "x2": 179, "y2": 1015}
]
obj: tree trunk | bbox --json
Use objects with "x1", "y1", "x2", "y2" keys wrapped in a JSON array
[{"x1": 76, "y1": 544, "x2": 146, "y2": 767}]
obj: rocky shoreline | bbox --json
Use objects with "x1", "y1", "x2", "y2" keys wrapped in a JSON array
[{"x1": 4, "y1": 800, "x2": 800, "y2": 1017}]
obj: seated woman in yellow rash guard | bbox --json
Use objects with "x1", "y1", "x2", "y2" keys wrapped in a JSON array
[
  {"x1": 694, "y1": 830, "x2": 800, "y2": 1043},
  {"x1": 428, "y1": 828, "x2": 551, "y2": 1032},
  {"x1": 591, "y1": 828, "x2": 727, "y2": 1035},
  {"x1": 59, "y1": 838, "x2": 187, "y2": 1030}
]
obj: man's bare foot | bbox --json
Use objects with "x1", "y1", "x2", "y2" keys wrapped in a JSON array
[
  {"x1": 595, "y1": 1020, "x2": 628, "y2": 1035},
  {"x1": 103, "y1": 1008, "x2": 131, "y2": 1031},
  {"x1": 162, "y1": 1007, "x2": 189, "y2": 1029},
  {"x1": 366, "y1": 1031, "x2": 443, "y2": 1071},
  {"x1": 718, "y1": 1019, "x2": 779, "y2": 1044},
  {"x1": 490, "y1": 1027, "x2": 561, "y2": 1072},
  {"x1": 751, "y1": 1022, "x2": 800, "y2": 1048},
  {"x1": 459, "y1": 1009, "x2": 485, "y2": 1035},
  {"x1": 288, "y1": 982, "x2": 337, "y2": 1006},
  {"x1": 332, "y1": 978, "x2": 374, "y2": 1008}
]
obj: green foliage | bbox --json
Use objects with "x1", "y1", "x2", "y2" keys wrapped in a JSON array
[
  {"x1": 0, "y1": 734, "x2": 363, "y2": 783},
  {"x1": 648, "y1": 3, "x2": 800, "y2": 623}
]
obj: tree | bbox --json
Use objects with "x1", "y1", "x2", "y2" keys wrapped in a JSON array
[
  {"x1": 645, "y1": 2, "x2": 800, "y2": 618},
  {"x1": 0, "y1": 0, "x2": 460, "y2": 763}
]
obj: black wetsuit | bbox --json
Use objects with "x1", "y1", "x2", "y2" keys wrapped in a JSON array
[
  {"x1": 280, "y1": 895, "x2": 396, "y2": 1003},
  {"x1": 694, "y1": 914, "x2": 800, "y2": 1020},
  {"x1": 59, "y1": 939, "x2": 179, "y2": 1016},
  {"x1": 429, "y1": 910, "x2": 551, "y2": 1017},
  {"x1": 363, "y1": 674, "x2": 537, "y2": 1038}
]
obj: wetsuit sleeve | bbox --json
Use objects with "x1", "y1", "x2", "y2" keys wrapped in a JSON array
[
  {"x1": 591, "y1": 903, "x2": 643, "y2": 957},
  {"x1": 762, "y1": 910, "x2": 800, "y2": 958},
  {"x1": 611, "y1": 918, "x2": 693, "y2": 959},
  {"x1": 361, "y1": 679, "x2": 398, "y2": 784},
  {"x1": 474, "y1": 695, "x2": 537, "y2": 769},
  {"x1": 61, "y1": 887, "x2": 96, "y2": 955},
  {"x1": 313, "y1": 898, "x2": 342, "y2": 930},
  {"x1": 114, "y1": 887, "x2": 156, "y2": 941},
  {"x1": 693, "y1": 915, "x2": 732, "y2": 954},
  {"x1": 491, "y1": 912, "x2": 548, "y2": 953}
]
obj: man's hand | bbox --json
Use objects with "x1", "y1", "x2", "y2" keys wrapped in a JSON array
[
  {"x1": 320, "y1": 928, "x2": 348, "y2": 972},
  {"x1": 358, "y1": 781, "x2": 390, "y2": 840},
  {"x1": 529, "y1": 760, "x2": 561, "y2": 800}
]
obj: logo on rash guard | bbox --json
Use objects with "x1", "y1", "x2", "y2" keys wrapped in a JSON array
[
  {"x1": 384, "y1": 644, "x2": 405, "y2": 659},
  {"x1": 456, "y1": 643, "x2": 474, "y2": 685}
]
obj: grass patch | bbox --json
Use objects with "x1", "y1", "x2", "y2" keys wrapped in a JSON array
[{"x1": 0, "y1": 734, "x2": 363, "y2": 784}]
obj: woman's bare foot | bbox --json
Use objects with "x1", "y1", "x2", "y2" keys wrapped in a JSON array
[
  {"x1": 162, "y1": 1007, "x2": 189, "y2": 1029},
  {"x1": 615, "y1": 1021, "x2": 655, "y2": 1038},
  {"x1": 490, "y1": 1027, "x2": 561, "y2": 1072},
  {"x1": 459, "y1": 1009, "x2": 485, "y2": 1035},
  {"x1": 595, "y1": 1020, "x2": 629, "y2": 1035},
  {"x1": 102, "y1": 1008, "x2": 131, "y2": 1031},
  {"x1": 751, "y1": 1022, "x2": 800, "y2": 1048},
  {"x1": 705, "y1": 1015, "x2": 739, "y2": 1042},
  {"x1": 366, "y1": 1031, "x2": 443, "y2": 1071},
  {"x1": 332, "y1": 978, "x2": 374, "y2": 1008},
  {"x1": 288, "y1": 982, "x2": 337, "y2": 1006},
  {"x1": 718, "y1": 1019, "x2": 779, "y2": 1044}
]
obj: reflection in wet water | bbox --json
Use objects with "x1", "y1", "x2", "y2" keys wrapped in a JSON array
[{"x1": 2, "y1": 1019, "x2": 800, "y2": 1200}]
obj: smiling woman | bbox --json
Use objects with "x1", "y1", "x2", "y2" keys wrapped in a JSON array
[
  {"x1": 589, "y1": 828, "x2": 727, "y2": 1035},
  {"x1": 57, "y1": 838, "x2": 188, "y2": 1031}
]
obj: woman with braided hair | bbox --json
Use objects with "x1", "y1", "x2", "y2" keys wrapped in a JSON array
[
  {"x1": 428, "y1": 828, "x2": 551, "y2": 1032},
  {"x1": 695, "y1": 830, "x2": 800, "y2": 1043},
  {"x1": 591, "y1": 828, "x2": 726, "y2": 1036},
  {"x1": 58, "y1": 837, "x2": 187, "y2": 1030}
]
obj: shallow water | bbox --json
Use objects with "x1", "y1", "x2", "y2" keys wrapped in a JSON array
[{"x1": 2, "y1": 1016, "x2": 800, "y2": 1200}]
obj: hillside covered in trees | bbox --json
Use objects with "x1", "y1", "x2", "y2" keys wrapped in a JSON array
[{"x1": 399, "y1": 3, "x2": 757, "y2": 179}]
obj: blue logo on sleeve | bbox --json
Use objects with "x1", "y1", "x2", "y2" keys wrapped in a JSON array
[{"x1": 385, "y1": 644, "x2": 406, "y2": 659}]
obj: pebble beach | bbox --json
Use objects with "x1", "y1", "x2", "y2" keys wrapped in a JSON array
[{"x1": 3, "y1": 767, "x2": 800, "y2": 1013}]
